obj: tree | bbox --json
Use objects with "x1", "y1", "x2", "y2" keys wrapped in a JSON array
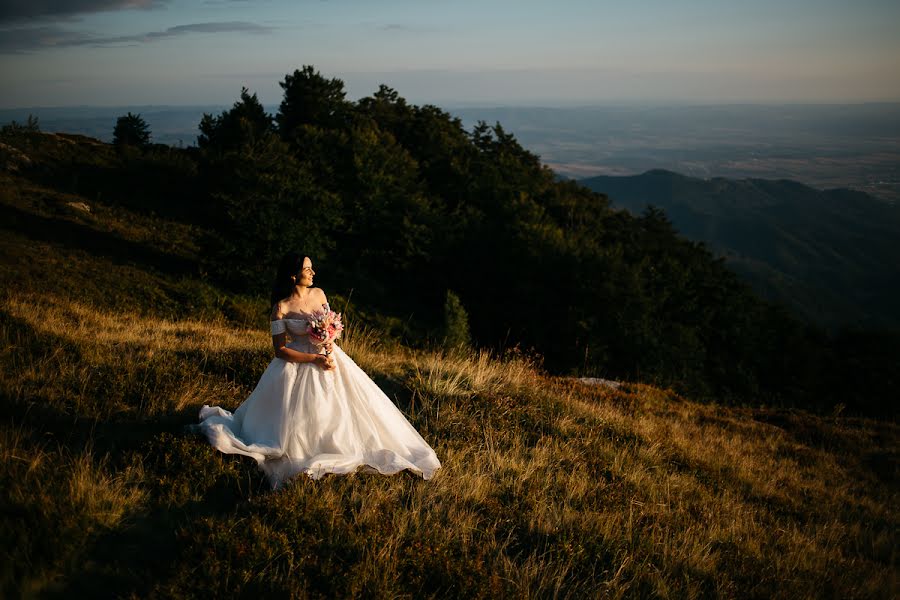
[
  {"x1": 345, "y1": 121, "x2": 432, "y2": 271},
  {"x1": 356, "y1": 85, "x2": 412, "y2": 135},
  {"x1": 198, "y1": 87, "x2": 273, "y2": 153},
  {"x1": 196, "y1": 88, "x2": 342, "y2": 291},
  {"x1": 276, "y1": 65, "x2": 350, "y2": 138},
  {"x1": 113, "y1": 112, "x2": 151, "y2": 148},
  {"x1": 201, "y1": 130, "x2": 342, "y2": 291}
]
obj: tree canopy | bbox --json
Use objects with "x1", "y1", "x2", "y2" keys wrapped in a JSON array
[
  {"x1": 198, "y1": 87, "x2": 273, "y2": 153},
  {"x1": 113, "y1": 112, "x2": 151, "y2": 148}
]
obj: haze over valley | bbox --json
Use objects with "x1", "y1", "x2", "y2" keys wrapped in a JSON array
[{"x1": 454, "y1": 103, "x2": 900, "y2": 203}]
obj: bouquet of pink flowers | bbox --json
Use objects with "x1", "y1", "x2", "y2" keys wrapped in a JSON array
[{"x1": 306, "y1": 303, "x2": 343, "y2": 355}]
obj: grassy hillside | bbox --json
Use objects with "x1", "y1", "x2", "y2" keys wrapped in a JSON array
[
  {"x1": 580, "y1": 170, "x2": 900, "y2": 331},
  {"x1": 2, "y1": 137, "x2": 898, "y2": 598}
]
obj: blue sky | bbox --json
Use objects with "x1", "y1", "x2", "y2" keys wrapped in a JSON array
[{"x1": 1, "y1": 0, "x2": 899, "y2": 107}]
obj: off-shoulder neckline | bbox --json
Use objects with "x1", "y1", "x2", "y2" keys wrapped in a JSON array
[
  {"x1": 275, "y1": 302, "x2": 330, "y2": 321},
  {"x1": 272, "y1": 301, "x2": 330, "y2": 323}
]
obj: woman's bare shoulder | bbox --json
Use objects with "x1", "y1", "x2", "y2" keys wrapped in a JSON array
[{"x1": 270, "y1": 300, "x2": 286, "y2": 321}]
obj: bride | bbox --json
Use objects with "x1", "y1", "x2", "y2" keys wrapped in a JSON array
[{"x1": 197, "y1": 252, "x2": 441, "y2": 488}]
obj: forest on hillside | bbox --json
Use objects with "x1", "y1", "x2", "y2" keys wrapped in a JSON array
[
  {"x1": 580, "y1": 170, "x2": 900, "y2": 331},
  {"x1": 2, "y1": 66, "x2": 897, "y2": 416}
]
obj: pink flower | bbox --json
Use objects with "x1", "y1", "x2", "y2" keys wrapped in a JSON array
[{"x1": 306, "y1": 308, "x2": 343, "y2": 352}]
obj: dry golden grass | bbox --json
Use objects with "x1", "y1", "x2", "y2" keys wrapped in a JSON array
[
  {"x1": 411, "y1": 348, "x2": 539, "y2": 401},
  {"x1": 1, "y1": 290, "x2": 897, "y2": 598},
  {"x1": 3, "y1": 293, "x2": 267, "y2": 354},
  {"x1": 554, "y1": 382, "x2": 898, "y2": 597},
  {"x1": 338, "y1": 322, "x2": 412, "y2": 377},
  {"x1": 1, "y1": 292, "x2": 266, "y2": 418}
]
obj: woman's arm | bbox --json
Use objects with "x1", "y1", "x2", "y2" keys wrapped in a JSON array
[
  {"x1": 279, "y1": 346, "x2": 329, "y2": 366},
  {"x1": 272, "y1": 332, "x2": 326, "y2": 364},
  {"x1": 270, "y1": 302, "x2": 331, "y2": 367}
]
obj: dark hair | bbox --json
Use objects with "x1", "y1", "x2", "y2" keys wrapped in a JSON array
[{"x1": 270, "y1": 252, "x2": 309, "y2": 307}]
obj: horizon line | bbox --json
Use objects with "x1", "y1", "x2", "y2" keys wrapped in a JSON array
[{"x1": 4, "y1": 100, "x2": 900, "y2": 112}]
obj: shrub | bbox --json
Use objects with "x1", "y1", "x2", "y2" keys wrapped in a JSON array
[
  {"x1": 113, "y1": 112, "x2": 151, "y2": 149},
  {"x1": 1, "y1": 114, "x2": 39, "y2": 135},
  {"x1": 442, "y1": 290, "x2": 471, "y2": 352}
]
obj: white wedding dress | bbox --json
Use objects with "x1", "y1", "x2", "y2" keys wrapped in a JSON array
[{"x1": 197, "y1": 312, "x2": 441, "y2": 488}]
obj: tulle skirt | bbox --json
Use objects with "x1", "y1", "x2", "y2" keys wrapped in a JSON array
[{"x1": 197, "y1": 343, "x2": 441, "y2": 488}]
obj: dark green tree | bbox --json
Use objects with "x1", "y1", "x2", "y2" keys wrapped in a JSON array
[
  {"x1": 356, "y1": 85, "x2": 412, "y2": 136},
  {"x1": 276, "y1": 65, "x2": 350, "y2": 138},
  {"x1": 113, "y1": 112, "x2": 151, "y2": 148},
  {"x1": 198, "y1": 89, "x2": 342, "y2": 291},
  {"x1": 345, "y1": 122, "x2": 432, "y2": 266},
  {"x1": 198, "y1": 87, "x2": 273, "y2": 153},
  {"x1": 201, "y1": 131, "x2": 342, "y2": 291}
]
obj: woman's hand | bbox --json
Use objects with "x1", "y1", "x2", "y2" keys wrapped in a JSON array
[{"x1": 312, "y1": 354, "x2": 336, "y2": 370}]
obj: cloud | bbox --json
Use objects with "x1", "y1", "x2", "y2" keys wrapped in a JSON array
[
  {"x1": 0, "y1": 25, "x2": 89, "y2": 52},
  {"x1": 80, "y1": 21, "x2": 275, "y2": 45},
  {"x1": 0, "y1": 0, "x2": 169, "y2": 24},
  {"x1": 376, "y1": 23, "x2": 443, "y2": 33},
  {"x1": 0, "y1": 21, "x2": 273, "y2": 53}
]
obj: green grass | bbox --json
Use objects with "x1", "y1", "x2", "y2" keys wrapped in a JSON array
[{"x1": 1, "y1": 141, "x2": 897, "y2": 598}]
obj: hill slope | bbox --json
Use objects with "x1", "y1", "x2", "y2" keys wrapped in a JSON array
[
  {"x1": 580, "y1": 170, "x2": 900, "y2": 330},
  {"x1": 1, "y1": 136, "x2": 898, "y2": 598}
]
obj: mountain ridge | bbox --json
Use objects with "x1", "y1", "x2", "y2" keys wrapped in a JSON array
[{"x1": 580, "y1": 169, "x2": 900, "y2": 330}]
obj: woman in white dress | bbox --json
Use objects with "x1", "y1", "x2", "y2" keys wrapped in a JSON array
[{"x1": 197, "y1": 253, "x2": 441, "y2": 488}]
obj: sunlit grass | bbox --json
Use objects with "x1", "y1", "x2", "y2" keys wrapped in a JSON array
[
  {"x1": 1, "y1": 292, "x2": 267, "y2": 418},
  {"x1": 337, "y1": 322, "x2": 411, "y2": 378},
  {"x1": 411, "y1": 348, "x2": 539, "y2": 401},
  {"x1": 3, "y1": 293, "x2": 267, "y2": 353}
]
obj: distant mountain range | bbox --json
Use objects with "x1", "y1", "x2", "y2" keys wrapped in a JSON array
[{"x1": 580, "y1": 170, "x2": 900, "y2": 330}]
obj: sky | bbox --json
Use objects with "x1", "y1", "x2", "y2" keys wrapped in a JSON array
[{"x1": 1, "y1": 0, "x2": 899, "y2": 108}]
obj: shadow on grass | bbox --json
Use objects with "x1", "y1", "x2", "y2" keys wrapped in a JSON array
[
  {"x1": 45, "y1": 445, "x2": 272, "y2": 598},
  {"x1": 2, "y1": 394, "x2": 274, "y2": 597},
  {"x1": 0, "y1": 202, "x2": 196, "y2": 277}
]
